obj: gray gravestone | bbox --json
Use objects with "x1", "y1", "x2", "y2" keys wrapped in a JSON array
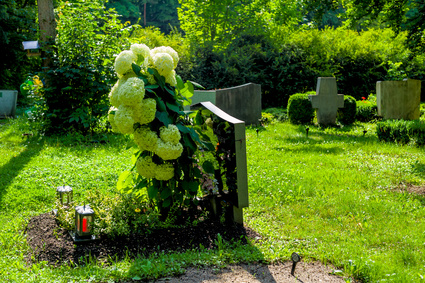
[
  {"x1": 0, "y1": 90, "x2": 18, "y2": 118},
  {"x1": 309, "y1": 77, "x2": 344, "y2": 126},
  {"x1": 376, "y1": 79, "x2": 421, "y2": 120},
  {"x1": 191, "y1": 101, "x2": 249, "y2": 224},
  {"x1": 186, "y1": 83, "x2": 261, "y2": 126}
]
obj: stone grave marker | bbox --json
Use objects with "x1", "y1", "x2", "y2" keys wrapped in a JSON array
[
  {"x1": 186, "y1": 83, "x2": 261, "y2": 126},
  {"x1": 376, "y1": 79, "x2": 421, "y2": 120},
  {"x1": 0, "y1": 90, "x2": 18, "y2": 118},
  {"x1": 309, "y1": 77, "x2": 344, "y2": 126},
  {"x1": 191, "y1": 101, "x2": 249, "y2": 224}
]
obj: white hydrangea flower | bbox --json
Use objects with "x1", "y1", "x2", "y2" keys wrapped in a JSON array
[
  {"x1": 159, "y1": 124, "x2": 181, "y2": 145},
  {"x1": 114, "y1": 50, "x2": 137, "y2": 76},
  {"x1": 130, "y1": 43, "x2": 150, "y2": 67},
  {"x1": 136, "y1": 156, "x2": 157, "y2": 179},
  {"x1": 155, "y1": 139, "x2": 183, "y2": 160},
  {"x1": 155, "y1": 163, "x2": 174, "y2": 181},
  {"x1": 133, "y1": 126, "x2": 158, "y2": 152},
  {"x1": 133, "y1": 98, "x2": 156, "y2": 125},
  {"x1": 165, "y1": 70, "x2": 177, "y2": 87},
  {"x1": 150, "y1": 46, "x2": 179, "y2": 68},
  {"x1": 107, "y1": 107, "x2": 119, "y2": 133},
  {"x1": 118, "y1": 77, "x2": 145, "y2": 106},
  {"x1": 152, "y1": 53, "x2": 174, "y2": 76},
  {"x1": 114, "y1": 105, "x2": 135, "y2": 134}
]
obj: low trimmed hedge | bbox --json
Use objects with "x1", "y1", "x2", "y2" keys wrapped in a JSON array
[
  {"x1": 287, "y1": 92, "x2": 315, "y2": 124},
  {"x1": 376, "y1": 120, "x2": 425, "y2": 146}
]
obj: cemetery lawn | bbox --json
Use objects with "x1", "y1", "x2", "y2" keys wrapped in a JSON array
[{"x1": 2, "y1": 116, "x2": 425, "y2": 282}]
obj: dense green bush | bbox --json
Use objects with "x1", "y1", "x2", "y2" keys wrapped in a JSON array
[
  {"x1": 181, "y1": 27, "x2": 420, "y2": 108},
  {"x1": 40, "y1": 0, "x2": 132, "y2": 135},
  {"x1": 337, "y1": 95, "x2": 357, "y2": 125},
  {"x1": 0, "y1": 1, "x2": 40, "y2": 98},
  {"x1": 376, "y1": 120, "x2": 425, "y2": 146},
  {"x1": 356, "y1": 99, "x2": 378, "y2": 122},
  {"x1": 287, "y1": 92, "x2": 315, "y2": 124}
]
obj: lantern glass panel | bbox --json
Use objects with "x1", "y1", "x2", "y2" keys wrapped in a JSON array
[
  {"x1": 75, "y1": 205, "x2": 94, "y2": 237},
  {"x1": 56, "y1": 186, "x2": 73, "y2": 206}
]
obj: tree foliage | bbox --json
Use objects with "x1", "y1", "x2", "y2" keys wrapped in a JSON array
[
  {"x1": 106, "y1": 0, "x2": 180, "y2": 33},
  {"x1": 177, "y1": 0, "x2": 300, "y2": 48},
  {"x1": 40, "y1": 0, "x2": 133, "y2": 134},
  {"x1": 0, "y1": 0, "x2": 39, "y2": 91}
]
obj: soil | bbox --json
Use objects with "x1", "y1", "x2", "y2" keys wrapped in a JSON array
[
  {"x1": 396, "y1": 182, "x2": 425, "y2": 195},
  {"x1": 25, "y1": 213, "x2": 349, "y2": 282}
]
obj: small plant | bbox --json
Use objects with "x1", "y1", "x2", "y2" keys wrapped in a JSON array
[
  {"x1": 262, "y1": 108, "x2": 288, "y2": 123},
  {"x1": 337, "y1": 95, "x2": 357, "y2": 125},
  {"x1": 356, "y1": 96, "x2": 377, "y2": 122},
  {"x1": 287, "y1": 92, "x2": 315, "y2": 124}
]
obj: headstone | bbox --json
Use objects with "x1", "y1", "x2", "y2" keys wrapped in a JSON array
[
  {"x1": 191, "y1": 101, "x2": 249, "y2": 224},
  {"x1": 0, "y1": 90, "x2": 18, "y2": 118},
  {"x1": 309, "y1": 77, "x2": 344, "y2": 126},
  {"x1": 376, "y1": 79, "x2": 421, "y2": 120},
  {"x1": 186, "y1": 83, "x2": 261, "y2": 126}
]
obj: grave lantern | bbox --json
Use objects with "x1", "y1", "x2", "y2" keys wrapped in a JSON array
[
  {"x1": 56, "y1": 185, "x2": 73, "y2": 207},
  {"x1": 74, "y1": 205, "x2": 94, "y2": 238},
  {"x1": 22, "y1": 41, "x2": 41, "y2": 57}
]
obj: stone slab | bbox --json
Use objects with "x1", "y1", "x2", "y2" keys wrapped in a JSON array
[
  {"x1": 0, "y1": 90, "x2": 18, "y2": 118},
  {"x1": 309, "y1": 77, "x2": 344, "y2": 125},
  {"x1": 191, "y1": 101, "x2": 249, "y2": 224},
  {"x1": 186, "y1": 83, "x2": 261, "y2": 126},
  {"x1": 376, "y1": 79, "x2": 421, "y2": 120}
]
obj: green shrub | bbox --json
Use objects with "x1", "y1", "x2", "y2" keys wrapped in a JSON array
[
  {"x1": 376, "y1": 120, "x2": 425, "y2": 146},
  {"x1": 356, "y1": 100, "x2": 377, "y2": 122},
  {"x1": 39, "y1": 0, "x2": 132, "y2": 135},
  {"x1": 287, "y1": 92, "x2": 314, "y2": 124},
  {"x1": 262, "y1": 108, "x2": 288, "y2": 122},
  {"x1": 337, "y1": 95, "x2": 357, "y2": 125},
  {"x1": 390, "y1": 120, "x2": 410, "y2": 144},
  {"x1": 182, "y1": 28, "x2": 416, "y2": 108}
]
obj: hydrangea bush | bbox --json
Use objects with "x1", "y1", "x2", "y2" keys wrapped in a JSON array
[{"x1": 109, "y1": 44, "x2": 215, "y2": 220}]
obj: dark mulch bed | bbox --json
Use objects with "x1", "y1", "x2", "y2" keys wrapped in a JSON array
[{"x1": 25, "y1": 212, "x2": 261, "y2": 266}]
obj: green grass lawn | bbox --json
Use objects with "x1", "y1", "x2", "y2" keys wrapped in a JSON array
[{"x1": 1, "y1": 116, "x2": 425, "y2": 282}]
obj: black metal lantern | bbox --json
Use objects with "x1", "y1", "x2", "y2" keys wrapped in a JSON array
[
  {"x1": 56, "y1": 185, "x2": 73, "y2": 207},
  {"x1": 74, "y1": 205, "x2": 94, "y2": 238}
]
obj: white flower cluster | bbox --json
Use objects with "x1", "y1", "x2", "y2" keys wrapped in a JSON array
[{"x1": 109, "y1": 44, "x2": 182, "y2": 182}]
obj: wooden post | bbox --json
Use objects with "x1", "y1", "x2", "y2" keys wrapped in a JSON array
[{"x1": 37, "y1": 0, "x2": 56, "y2": 70}]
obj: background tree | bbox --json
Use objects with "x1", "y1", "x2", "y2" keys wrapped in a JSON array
[
  {"x1": 106, "y1": 0, "x2": 180, "y2": 33},
  {"x1": 0, "y1": 0, "x2": 39, "y2": 91},
  {"x1": 40, "y1": 0, "x2": 133, "y2": 135}
]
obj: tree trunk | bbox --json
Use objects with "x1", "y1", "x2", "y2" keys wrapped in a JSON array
[{"x1": 38, "y1": 0, "x2": 56, "y2": 71}]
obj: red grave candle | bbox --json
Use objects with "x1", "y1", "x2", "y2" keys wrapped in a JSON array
[{"x1": 82, "y1": 218, "x2": 87, "y2": 232}]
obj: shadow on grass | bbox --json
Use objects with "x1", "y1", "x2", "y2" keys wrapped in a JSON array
[{"x1": 0, "y1": 136, "x2": 44, "y2": 203}]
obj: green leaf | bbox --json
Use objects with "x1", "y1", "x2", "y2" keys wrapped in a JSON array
[
  {"x1": 176, "y1": 123, "x2": 191, "y2": 134},
  {"x1": 132, "y1": 63, "x2": 142, "y2": 76},
  {"x1": 165, "y1": 85, "x2": 176, "y2": 96},
  {"x1": 166, "y1": 102, "x2": 182, "y2": 114},
  {"x1": 182, "y1": 133, "x2": 197, "y2": 151},
  {"x1": 156, "y1": 111, "x2": 172, "y2": 126},
  {"x1": 155, "y1": 97, "x2": 167, "y2": 112},
  {"x1": 117, "y1": 171, "x2": 132, "y2": 192},
  {"x1": 190, "y1": 80, "x2": 205, "y2": 89},
  {"x1": 61, "y1": 86, "x2": 72, "y2": 91},
  {"x1": 162, "y1": 198, "x2": 171, "y2": 208},
  {"x1": 160, "y1": 187, "x2": 172, "y2": 199},
  {"x1": 148, "y1": 185, "x2": 159, "y2": 199},
  {"x1": 176, "y1": 75, "x2": 185, "y2": 90},
  {"x1": 202, "y1": 161, "x2": 215, "y2": 174},
  {"x1": 145, "y1": 85, "x2": 159, "y2": 89}
]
